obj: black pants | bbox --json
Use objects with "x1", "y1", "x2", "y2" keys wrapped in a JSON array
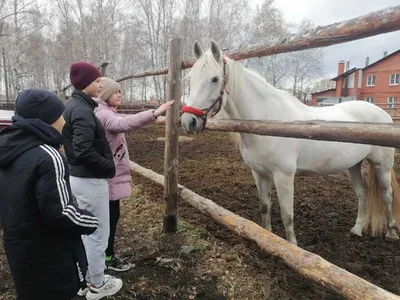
[{"x1": 106, "y1": 200, "x2": 120, "y2": 257}]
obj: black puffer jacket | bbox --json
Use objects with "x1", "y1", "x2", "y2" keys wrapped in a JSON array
[
  {"x1": 62, "y1": 90, "x2": 115, "y2": 178},
  {"x1": 0, "y1": 116, "x2": 99, "y2": 300}
]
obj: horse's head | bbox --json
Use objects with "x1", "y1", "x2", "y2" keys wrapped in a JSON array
[{"x1": 181, "y1": 40, "x2": 228, "y2": 133}]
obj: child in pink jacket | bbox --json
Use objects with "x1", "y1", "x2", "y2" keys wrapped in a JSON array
[{"x1": 94, "y1": 77, "x2": 174, "y2": 271}]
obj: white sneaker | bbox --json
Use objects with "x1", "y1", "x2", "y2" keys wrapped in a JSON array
[
  {"x1": 86, "y1": 275, "x2": 123, "y2": 300},
  {"x1": 77, "y1": 282, "x2": 90, "y2": 296}
]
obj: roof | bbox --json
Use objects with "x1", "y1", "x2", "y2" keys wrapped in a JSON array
[
  {"x1": 311, "y1": 88, "x2": 335, "y2": 96},
  {"x1": 363, "y1": 49, "x2": 400, "y2": 71},
  {"x1": 331, "y1": 67, "x2": 359, "y2": 81}
]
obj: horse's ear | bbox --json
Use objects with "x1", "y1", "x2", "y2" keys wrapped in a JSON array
[
  {"x1": 210, "y1": 40, "x2": 221, "y2": 62},
  {"x1": 193, "y1": 40, "x2": 203, "y2": 59}
]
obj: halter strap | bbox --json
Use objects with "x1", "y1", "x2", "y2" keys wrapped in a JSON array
[{"x1": 181, "y1": 105, "x2": 205, "y2": 117}]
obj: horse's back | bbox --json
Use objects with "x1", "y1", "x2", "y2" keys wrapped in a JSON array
[{"x1": 308, "y1": 101, "x2": 393, "y2": 124}]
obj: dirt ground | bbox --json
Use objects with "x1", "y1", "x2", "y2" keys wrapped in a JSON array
[{"x1": 1, "y1": 123, "x2": 400, "y2": 299}]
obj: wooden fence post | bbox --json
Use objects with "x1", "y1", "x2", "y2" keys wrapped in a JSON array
[
  {"x1": 2, "y1": 48, "x2": 9, "y2": 103},
  {"x1": 163, "y1": 38, "x2": 182, "y2": 233},
  {"x1": 100, "y1": 62, "x2": 109, "y2": 77}
]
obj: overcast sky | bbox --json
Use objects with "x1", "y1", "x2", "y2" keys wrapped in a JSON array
[{"x1": 252, "y1": 0, "x2": 400, "y2": 79}]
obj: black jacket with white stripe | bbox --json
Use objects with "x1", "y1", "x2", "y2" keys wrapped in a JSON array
[{"x1": 0, "y1": 116, "x2": 98, "y2": 300}]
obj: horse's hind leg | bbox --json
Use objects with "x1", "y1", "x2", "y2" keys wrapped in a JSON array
[
  {"x1": 347, "y1": 162, "x2": 367, "y2": 236},
  {"x1": 368, "y1": 148, "x2": 399, "y2": 240},
  {"x1": 372, "y1": 165, "x2": 399, "y2": 240},
  {"x1": 273, "y1": 171, "x2": 297, "y2": 245},
  {"x1": 252, "y1": 171, "x2": 273, "y2": 231}
]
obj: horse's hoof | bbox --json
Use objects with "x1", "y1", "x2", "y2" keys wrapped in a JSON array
[
  {"x1": 261, "y1": 221, "x2": 272, "y2": 232},
  {"x1": 350, "y1": 226, "x2": 363, "y2": 237},
  {"x1": 385, "y1": 231, "x2": 399, "y2": 241},
  {"x1": 287, "y1": 237, "x2": 297, "y2": 246}
]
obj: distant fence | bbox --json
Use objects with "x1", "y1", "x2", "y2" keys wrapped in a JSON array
[{"x1": 0, "y1": 102, "x2": 14, "y2": 110}]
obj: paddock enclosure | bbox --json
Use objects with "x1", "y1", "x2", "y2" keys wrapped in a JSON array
[{"x1": 121, "y1": 5, "x2": 400, "y2": 299}]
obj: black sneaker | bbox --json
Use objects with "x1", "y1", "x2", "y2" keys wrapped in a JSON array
[{"x1": 105, "y1": 255, "x2": 133, "y2": 272}]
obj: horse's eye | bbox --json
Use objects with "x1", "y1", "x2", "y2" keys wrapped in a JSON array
[{"x1": 211, "y1": 76, "x2": 219, "y2": 83}]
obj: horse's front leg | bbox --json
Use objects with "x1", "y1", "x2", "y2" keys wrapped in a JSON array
[
  {"x1": 252, "y1": 171, "x2": 273, "y2": 231},
  {"x1": 273, "y1": 171, "x2": 297, "y2": 245}
]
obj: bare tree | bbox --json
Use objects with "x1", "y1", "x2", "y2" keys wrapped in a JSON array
[
  {"x1": 287, "y1": 20, "x2": 324, "y2": 99},
  {"x1": 0, "y1": 0, "x2": 326, "y2": 104},
  {"x1": 246, "y1": 0, "x2": 289, "y2": 88}
]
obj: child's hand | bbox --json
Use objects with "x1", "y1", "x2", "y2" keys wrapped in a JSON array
[{"x1": 153, "y1": 100, "x2": 175, "y2": 118}]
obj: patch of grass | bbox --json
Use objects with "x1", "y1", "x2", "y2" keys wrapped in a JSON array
[{"x1": 176, "y1": 220, "x2": 211, "y2": 252}]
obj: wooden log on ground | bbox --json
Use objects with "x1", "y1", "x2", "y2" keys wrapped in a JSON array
[
  {"x1": 155, "y1": 117, "x2": 400, "y2": 148},
  {"x1": 115, "y1": 5, "x2": 400, "y2": 83},
  {"x1": 129, "y1": 160, "x2": 400, "y2": 300},
  {"x1": 163, "y1": 38, "x2": 182, "y2": 233}
]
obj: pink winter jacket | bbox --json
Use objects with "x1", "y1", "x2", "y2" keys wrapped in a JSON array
[{"x1": 94, "y1": 98, "x2": 155, "y2": 201}]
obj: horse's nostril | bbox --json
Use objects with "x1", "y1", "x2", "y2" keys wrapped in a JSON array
[{"x1": 189, "y1": 117, "x2": 197, "y2": 130}]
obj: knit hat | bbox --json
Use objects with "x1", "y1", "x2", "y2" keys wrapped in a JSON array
[
  {"x1": 99, "y1": 77, "x2": 121, "y2": 102},
  {"x1": 15, "y1": 89, "x2": 65, "y2": 125},
  {"x1": 69, "y1": 61, "x2": 101, "y2": 91}
]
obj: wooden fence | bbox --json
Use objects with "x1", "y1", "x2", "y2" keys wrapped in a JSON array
[
  {"x1": 136, "y1": 5, "x2": 400, "y2": 299},
  {"x1": 130, "y1": 161, "x2": 400, "y2": 300},
  {"x1": 59, "y1": 4, "x2": 400, "y2": 299}
]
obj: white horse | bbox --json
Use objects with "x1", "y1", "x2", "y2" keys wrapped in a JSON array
[{"x1": 181, "y1": 40, "x2": 400, "y2": 245}]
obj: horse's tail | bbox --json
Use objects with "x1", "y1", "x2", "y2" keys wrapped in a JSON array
[{"x1": 365, "y1": 163, "x2": 400, "y2": 235}]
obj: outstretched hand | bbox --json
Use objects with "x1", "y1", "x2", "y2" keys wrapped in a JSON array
[{"x1": 153, "y1": 100, "x2": 175, "y2": 118}]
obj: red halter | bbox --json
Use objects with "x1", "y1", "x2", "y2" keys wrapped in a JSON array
[{"x1": 181, "y1": 57, "x2": 228, "y2": 131}]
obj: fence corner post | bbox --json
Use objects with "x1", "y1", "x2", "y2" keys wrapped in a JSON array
[
  {"x1": 100, "y1": 62, "x2": 109, "y2": 77},
  {"x1": 163, "y1": 37, "x2": 182, "y2": 233}
]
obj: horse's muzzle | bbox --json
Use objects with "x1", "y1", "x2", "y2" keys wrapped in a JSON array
[{"x1": 181, "y1": 113, "x2": 204, "y2": 133}]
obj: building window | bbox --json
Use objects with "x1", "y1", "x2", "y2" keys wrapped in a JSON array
[
  {"x1": 390, "y1": 74, "x2": 399, "y2": 85},
  {"x1": 365, "y1": 97, "x2": 373, "y2": 103},
  {"x1": 366, "y1": 75, "x2": 376, "y2": 87},
  {"x1": 388, "y1": 96, "x2": 397, "y2": 108}
]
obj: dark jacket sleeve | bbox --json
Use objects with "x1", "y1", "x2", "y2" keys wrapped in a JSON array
[
  {"x1": 35, "y1": 152, "x2": 99, "y2": 237},
  {"x1": 71, "y1": 108, "x2": 115, "y2": 175}
]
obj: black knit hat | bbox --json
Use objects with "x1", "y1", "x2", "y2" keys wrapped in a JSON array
[{"x1": 15, "y1": 89, "x2": 65, "y2": 125}]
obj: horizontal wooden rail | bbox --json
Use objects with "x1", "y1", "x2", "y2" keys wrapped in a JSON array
[
  {"x1": 155, "y1": 117, "x2": 400, "y2": 148},
  {"x1": 115, "y1": 5, "x2": 400, "y2": 83},
  {"x1": 130, "y1": 160, "x2": 400, "y2": 300}
]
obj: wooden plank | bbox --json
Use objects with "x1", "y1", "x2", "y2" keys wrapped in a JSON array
[
  {"x1": 221, "y1": 5, "x2": 400, "y2": 61},
  {"x1": 156, "y1": 117, "x2": 400, "y2": 148},
  {"x1": 162, "y1": 38, "x2": 182, "y2": 233},
  {"x1": 114, "y1": 5, "x2": 400, "y2": 82},
  {"x1": 130, "y1": 160, "x2": 400, "y2": 300}
]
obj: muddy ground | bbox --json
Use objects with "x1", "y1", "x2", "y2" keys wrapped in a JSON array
[{"x1": 1, "y1": 123, "x2": 400, "y2": 300}]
